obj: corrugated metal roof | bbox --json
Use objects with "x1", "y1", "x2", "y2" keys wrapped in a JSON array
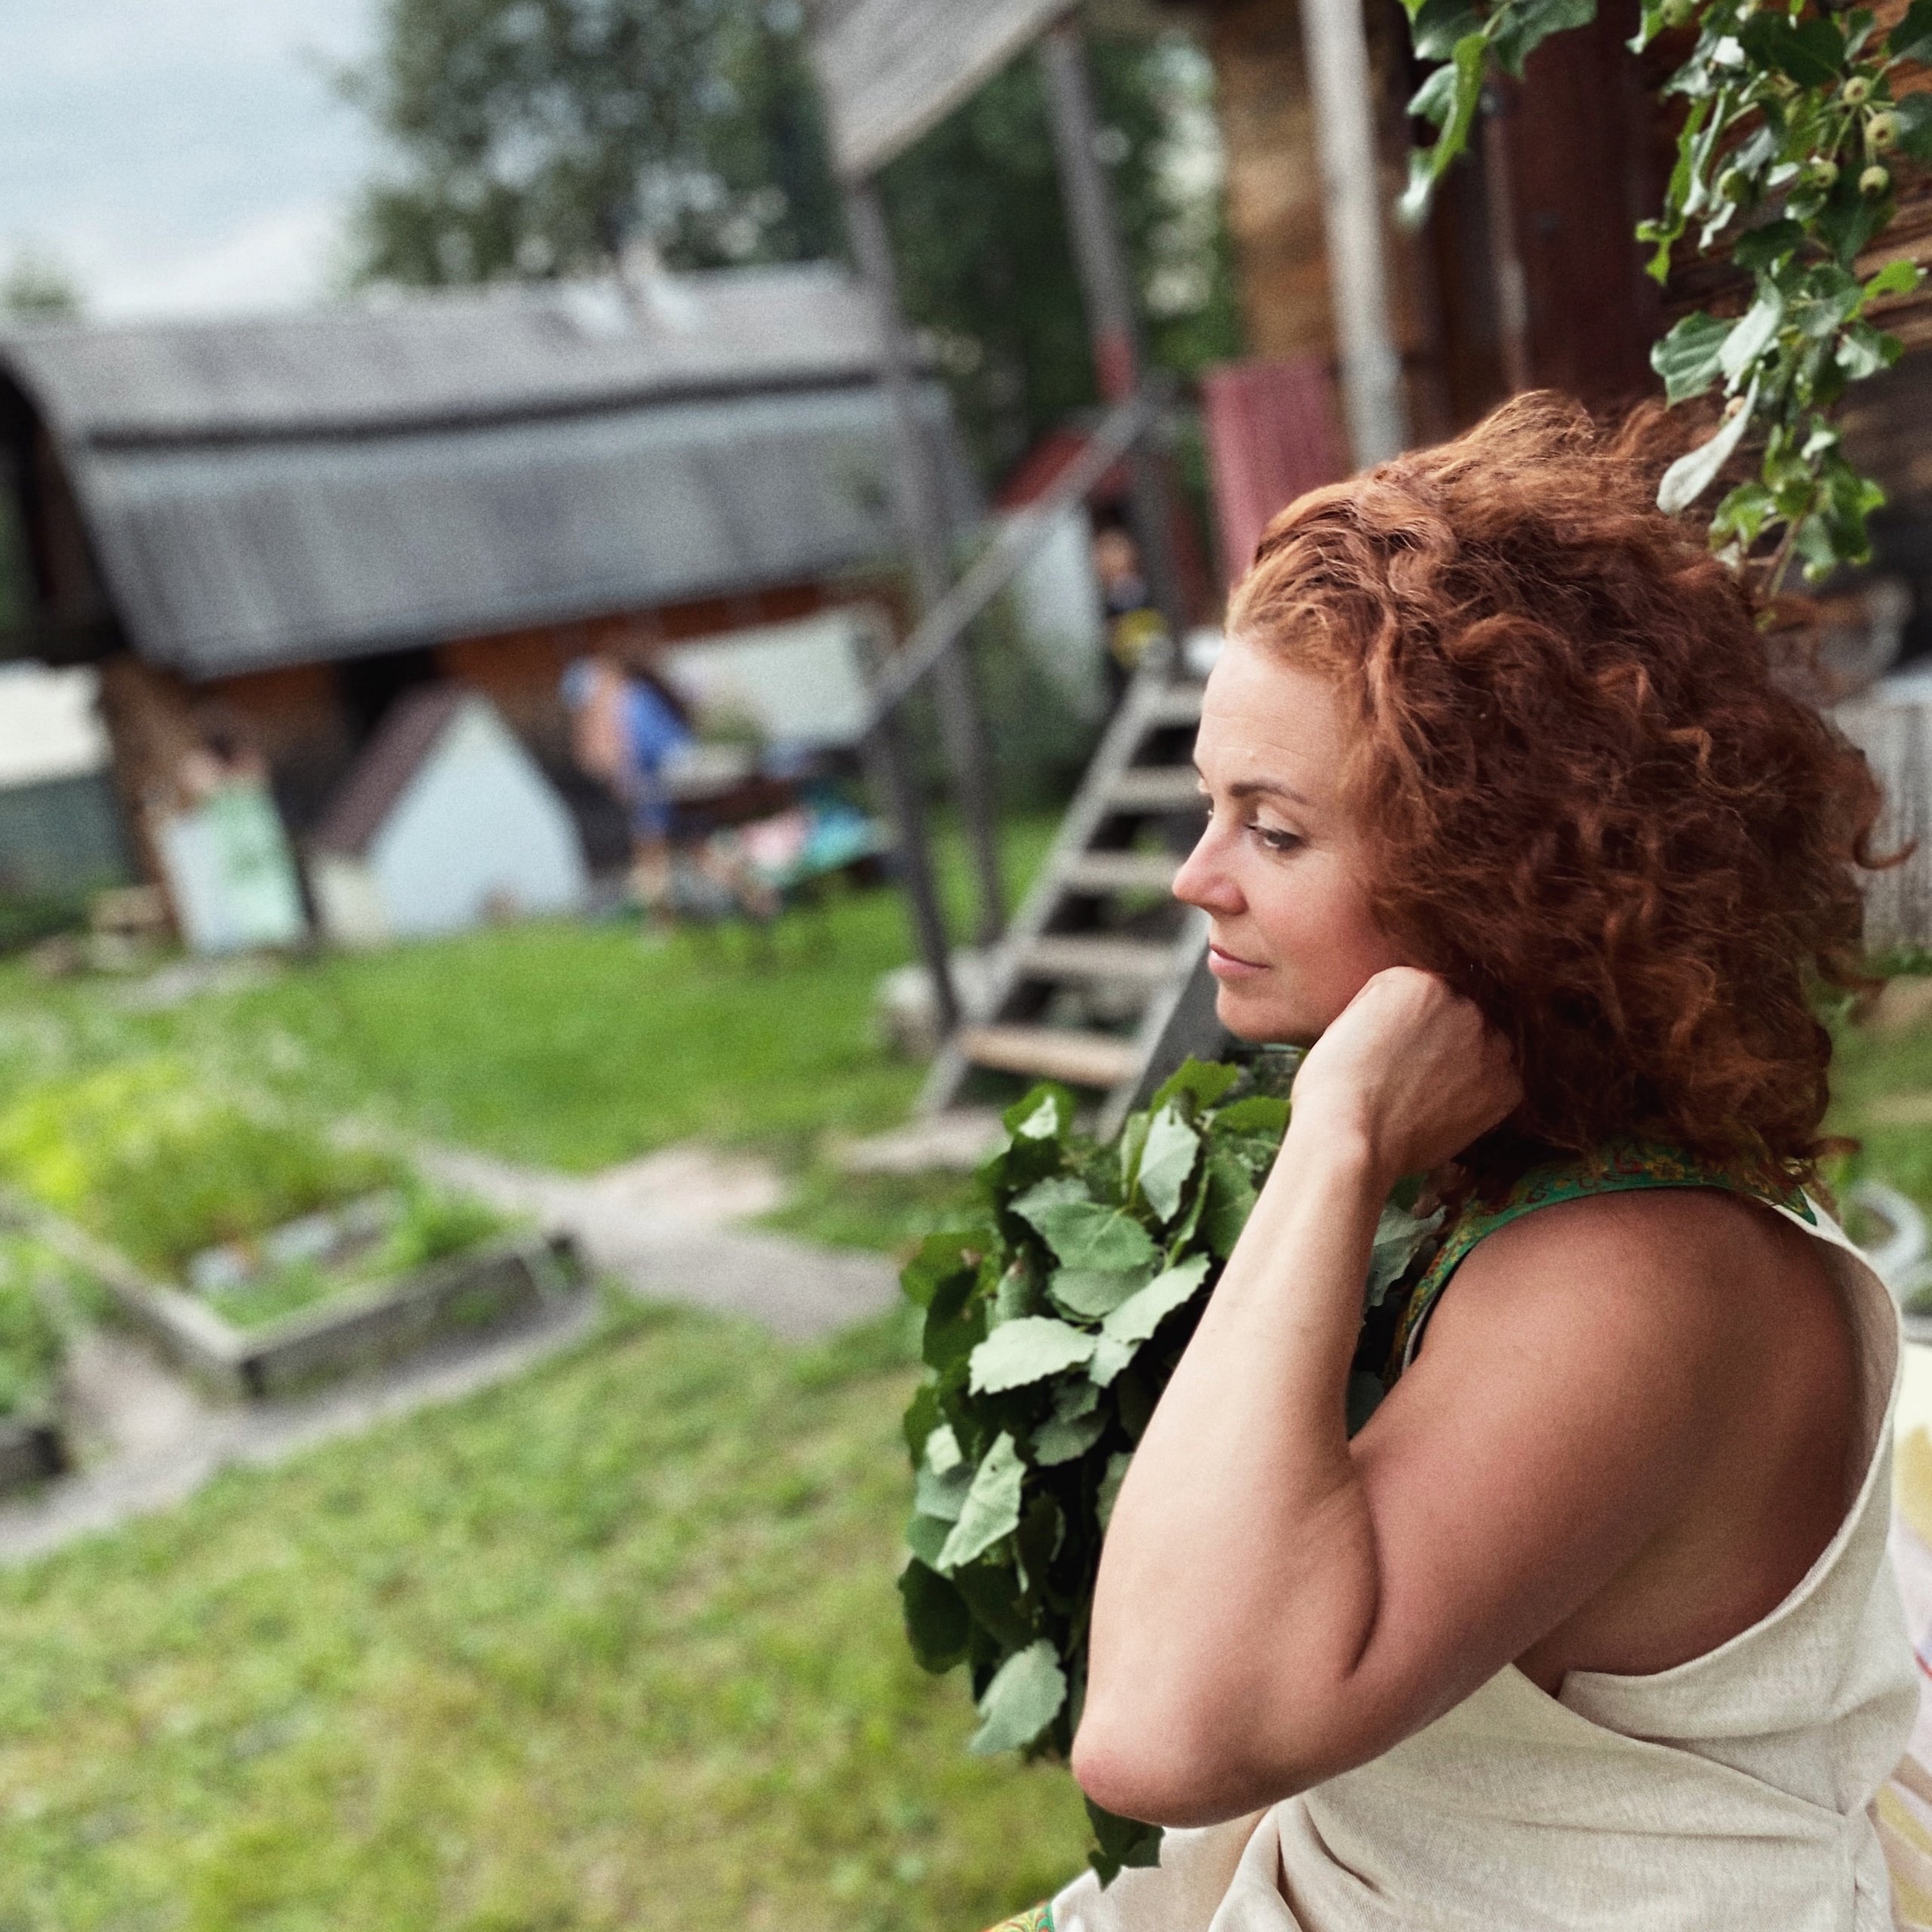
[
  {"x1": 2, "y1": 264, "x2": 891, "y2": 441},
  {"x1": 0, "y1": 264, "x2": 974, "y2": 678}
]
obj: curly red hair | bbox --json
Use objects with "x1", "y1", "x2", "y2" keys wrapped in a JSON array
[{"x1": 1228, "y1": 392, "x2": 1888, "y2": 1196}]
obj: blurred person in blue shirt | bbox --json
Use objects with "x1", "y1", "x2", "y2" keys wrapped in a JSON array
[{"x1": 561, "y1": 654, "x2": 695, "y2": 907}]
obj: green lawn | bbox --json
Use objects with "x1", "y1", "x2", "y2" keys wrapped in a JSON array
[
  {"x1": 0, "y1": 1298, "x2": 1088, "y2": 1932},
  {"x1": 0, "y1": 818, "x2": 1054, "y2": 1223}
]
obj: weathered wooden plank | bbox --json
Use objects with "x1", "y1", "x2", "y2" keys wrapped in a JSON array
[
  {"x1": 806, "y1": 0, "x2": 1076, "y2": 177},
  {"x1": 955, "y1": 1023, "x2": 1142, "y2": 1089},
  {"x1": 1836, "y1": 691, "x2": 1932, "y2": 954}
]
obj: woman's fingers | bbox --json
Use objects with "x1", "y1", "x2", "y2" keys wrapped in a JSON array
[{"x1": 1290, "y1": 969, "x2": 1519, "y2": 1182}]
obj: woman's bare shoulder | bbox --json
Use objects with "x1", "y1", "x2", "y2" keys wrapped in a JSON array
[
  {"x1": 1411, "y1": 1186, "x2": 1832, "y2": 1428},
  {"x1": 1409, "y1": 1183, "x2": 1854, "y2": 1487}
]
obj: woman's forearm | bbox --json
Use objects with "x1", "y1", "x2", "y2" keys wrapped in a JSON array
[{"x1": 1074, "y1": 1118, "x2": 1391, "y2": 1821}]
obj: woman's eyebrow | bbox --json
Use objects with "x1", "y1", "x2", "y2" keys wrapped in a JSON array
[{"x1": 1218, "y1": 775, "x2": 1311, "y2": 808}]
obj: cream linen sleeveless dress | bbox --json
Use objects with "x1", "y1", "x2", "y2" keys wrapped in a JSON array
[{"x1": 1046, "y1": 1188, "x2": 1921, "y2": 1932}]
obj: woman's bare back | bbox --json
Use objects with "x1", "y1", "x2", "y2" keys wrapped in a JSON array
[{"x1": 1495, "y1": 1189, "x2": 1860, "y2": 1692}]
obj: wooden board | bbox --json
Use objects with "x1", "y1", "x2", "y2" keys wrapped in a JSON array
[{"x1": 806, "y1": 0, "x2": 1075, "y2": 177}]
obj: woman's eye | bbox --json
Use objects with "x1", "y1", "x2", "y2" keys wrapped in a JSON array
[{"x1": 1249, "y1": 823, "x2": 1303, "y2": 854}]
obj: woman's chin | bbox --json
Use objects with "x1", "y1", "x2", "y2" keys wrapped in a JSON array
[{"x1": 1213, "y1": 981, "x2": 1315, "y2": 1048}]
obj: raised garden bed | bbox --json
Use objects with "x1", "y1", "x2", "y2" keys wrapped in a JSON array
[
  {"x1": 14, "y1": 1201, "x2": 583, "y2": 1401},
  {"x1": 0, "y1": 1058, "x2": 586, "y2": 1401},
  {"x1": 0, "y1": 1232, "x2": 85, "y2": 1491}
]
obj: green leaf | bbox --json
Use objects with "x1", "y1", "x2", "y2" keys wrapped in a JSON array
[
  {"x1": 914, "y1": 1455, "x2": 971, "y2": 1522},
  {"x1": 1651, "y1": 310, "x2": 1729, "y2": 402},
  {"x1": 1100, "y1": 1255, "x2": 1213, "y2": 1348},
  {"x1": 1398, "y1": 146, "x2": 1443, "y2": 228},
  {"x1": 924, "y1": 1423, "x2": 963, "y2": 1474},
  {"x1": 1410, "y1": 0, "x2": 1481, "y2": 60},
  {"x1": 1212, "y1": 1095, "x2": 1290, "y2": 1137},
  {"x1": 1890, "y1": 0, "x2": 1932, "y2": 63},
  {"x1": 1709, "y1": 479, "x2": 1775, "y2": 545},
  {"x1": 905, "y1": 1512, "x2": 952, "y2": 1567},
  {"x1": 1202, "y1": 1149, "x2": 1259, "y2": 1258},
  {"x1": 900, "y1": 1559, "x2": 971, "y2": 1672},
  {"x1": 1088, "y1": 1334, "x2": 1136, "y2": 1386},
  {"x1": 1491, "y1": 0, "x2": 1597, "y2": 79},
  {"x1": 901, "y1": 1229, "x2": 983, "y2": 1310},
  {"x1": 1657, "y1": 383, "x2": 1756, "y2": 515},
  {"x1": 1719, "y1": 284, "x2": 1784, "y2": 384},
  {"x1": 1895, "y1": 92, "x2": 1932, "y2": 162},
  {"x1": 1398, "y1": 29, "x2": 1487, "y2": 224},
  {"x1": 903, "y1": 1378, "x2": 940, "y2": 1462},
  {"x1": 935, "y1": 1433, "x2": 1027, "y2": 1573},
  {"x1": 1815, "y1": 171, "x2": 1892, "y2": 266},
  {"x1": 1086, "y1": 1795, "x2": 1164, "y2": 1886},
  {"x1": 1032, "y1": 1403, "x2": 1106, "y2": 1463},
  {"x1": 1148, "y1": 1057, "x2": 1241, "y2": 1117},
  {"x1": 1035, "y1": 1405, "x2": 1106, "y2": 1466},
  {"x1": 1738, "y1": 11, "x2": 1844, "y2": 87},
  {"x1": 1048, "y1": 1266, "x2": 1152, "y2": 1320},
  {"x1": 1115, "y1": 1110, "x2": 1151, "y2": 1195},
  {"x1": 992, "y1": 1257, "x2": 1041, "y2": 1324},
  {"x1": 1135, "y1": 1106, "x2": 1201, "y2": 1225},
  {"x1": 968, "y1": 1316, "x2": 1098, "y2": 1394},
  {"x1": 1863, "y1": 258, "x2": 1924, "y2": 303},
  {"x1": 1407, "y1": 61, "x2": 1460, "y2": 125},
  {"x1": 1793, "y1": 264, "x2": 1864, "y2": 338},
  {"x1": 1015, "y1": 1186, "x2": 1160, "y2": 1275},
  {"x1": 1837, "y1": 319, "x2": 1902, "y2": 379},
  {"x1": 1005, "y1": 1085, "x2": 1073, "y2": 1142},
  {"x1": 1096, "y1": 1450, "x2": 1133, "y2": 1531},
  {"x1": 920, "y1": 1262, "x2": 986, "y2": 1374},
  {"x1": 969, "y1": 1640, "x2": 1068, "y2": 1755},
  {"x1": 1367, "y1": 1200, "x2": 1442, "y2": 1307},
  {"x1": 1731, "y1": 217, "x2": 1804, "y2": 272}
]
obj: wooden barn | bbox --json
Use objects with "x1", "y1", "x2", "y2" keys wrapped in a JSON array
[{"x1": 0, "y1": 262, "x2": 974, "y2": 894}]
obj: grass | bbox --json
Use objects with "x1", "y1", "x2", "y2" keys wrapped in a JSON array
[
  {"x1": 0, "y1": 1297, "x2": 1090, "y2": 1931},
  {"x1": 0, "y1": 1235, "x2": 71, "y2": 1420},
  {"x1": 0, "y1": 1057, "x2": 401, "y2": 1279},
  {"x1": 0, "y1": 820, "x2": 1057, "y2": 1192}
]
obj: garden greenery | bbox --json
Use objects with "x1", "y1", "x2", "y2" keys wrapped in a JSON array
[
  {"x1": 0, "y1": 1057, "x2": 400, "y2": 1277},
  {"x1": 1401, "y1": 0, "x2": 1932, "y2": 590},
  {"x1": 897, "y1": 1060, "x2": 1439, "y2": 1882}
]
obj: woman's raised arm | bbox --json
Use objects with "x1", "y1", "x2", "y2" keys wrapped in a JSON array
[{"x1": 1071, "y1": 970, "x2": 1734, "y2": 1826}]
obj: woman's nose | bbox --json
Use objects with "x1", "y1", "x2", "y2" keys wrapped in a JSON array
[{"x1": 1171, "y1": 824, "x2": 1243, "y2": 916}]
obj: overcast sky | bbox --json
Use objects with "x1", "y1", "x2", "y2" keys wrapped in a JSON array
[{"x1": 0, "y1": 0, "x2": 380, "y2": 321}]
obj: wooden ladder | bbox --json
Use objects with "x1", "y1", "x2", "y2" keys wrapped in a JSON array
[{"x1": 920, "y1": 664, "x2": 1209, "y2": 1136}]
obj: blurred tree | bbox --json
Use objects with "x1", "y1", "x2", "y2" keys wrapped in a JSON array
[
  {"x1": 878, "y1": 34, "x2": 1239, "y2": 476},
  {"x1": 1, "y1": 248, "x2": 82, "y2": 320},
  {"x1": 342, "y1": 0, "x2": 1239, "y2": 477},
  {"x1": 340, "y1": 0, "x2": 840, "y2": 282}
]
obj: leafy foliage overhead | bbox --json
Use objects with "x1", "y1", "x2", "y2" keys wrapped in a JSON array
[
  {"x1": 340, "y1": 0, "x2": 841, "y2": 281},
  {"x1": 1400, "y1": 0, "x2": 1930, "y2": 592}
]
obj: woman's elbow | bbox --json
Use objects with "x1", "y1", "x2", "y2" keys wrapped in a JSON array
[{"x1": 1071, "y1": 1706, "x2": 1310, "y2": 1829}]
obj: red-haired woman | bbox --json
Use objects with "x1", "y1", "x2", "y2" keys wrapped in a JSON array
[{"x1": 1047, "y1": 395, "x2": 1918, "y2": 1930}]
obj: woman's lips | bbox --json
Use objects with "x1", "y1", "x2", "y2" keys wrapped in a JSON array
[{"x1": 1207, "y1": 940, "x2": 1267, "y2": 980}]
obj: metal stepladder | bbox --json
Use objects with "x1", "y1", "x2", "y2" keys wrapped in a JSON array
[{"x1": 918, "y1": 657, "x2": 1222, "y2": 1137}]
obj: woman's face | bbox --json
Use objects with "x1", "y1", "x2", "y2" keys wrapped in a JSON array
[{"x1": 1173, "y1": 636, "x2": 1406, "y2": 1045}]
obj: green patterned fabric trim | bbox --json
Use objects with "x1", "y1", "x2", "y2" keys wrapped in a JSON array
[
  {"x1": 981, "y1": 1907, "x2": 1052, "y2": 1932},
  {"x1": 1388, "y1": 1142, "x2": 1816, "y2": 1380}
]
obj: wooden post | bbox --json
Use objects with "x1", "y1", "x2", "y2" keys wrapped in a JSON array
[
  {"x1": 1297, "y1": 0, "x2": 1409, "y2": 467},
  {"x1": 1038, "y1": 17, "x2": 1189, "y2": 650},
  {"x1": 861, "y1": 713, "x2": 960, "y2": 1034},
  {"x1": 844, "y1": 178, "x2": 1008, "y2": 949}
]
